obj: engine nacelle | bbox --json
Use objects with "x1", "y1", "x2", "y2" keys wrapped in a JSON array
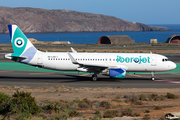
[
  {"x1": 77, "y1": 67, "x2": 88, "y2": 72},
  {"x1": 109, "y1": 68, "x2": 126, "y2": 78}
]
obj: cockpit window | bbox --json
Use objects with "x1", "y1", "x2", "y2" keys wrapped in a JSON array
[{"x1": 162, "y1": 58, "x2": 170, "y2": 62}]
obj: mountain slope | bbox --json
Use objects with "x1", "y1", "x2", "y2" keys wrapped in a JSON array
[{"x1": 0, "y1": 6, "x2": 169, "y2": 33}]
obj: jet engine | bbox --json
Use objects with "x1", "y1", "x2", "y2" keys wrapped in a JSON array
[{"x1": 109, "y1": 68, "x2": 126, "y2": 78}]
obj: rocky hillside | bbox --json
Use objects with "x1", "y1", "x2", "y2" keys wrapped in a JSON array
[{"x1": 0, "y1": 6, "x2": 169, "y2": 33}]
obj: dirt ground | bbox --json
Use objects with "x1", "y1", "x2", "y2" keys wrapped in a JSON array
[{"x1": 1, "y1": 85, "x2": 180, "y2": 120}]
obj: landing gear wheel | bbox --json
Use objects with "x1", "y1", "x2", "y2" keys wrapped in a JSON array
[
  {"x1": 151, "y1": 72, "x2": 155, "y2": 81},
  {"x1": 92, "y1": 74, "x2": 98, "y2": 81}
]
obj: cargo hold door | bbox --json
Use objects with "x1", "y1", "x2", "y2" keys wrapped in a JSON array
[
  {"x1": 37, "y1": 54, "x2": 43, "y2": 65},
  {"x1": 151, "y1": 55, "x2": 157, "y2": 66}
]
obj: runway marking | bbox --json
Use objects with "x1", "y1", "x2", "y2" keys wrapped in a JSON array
[
  {"x1": 128, "y1": 74, "x2": 149, "y2": 78},
  {"x1": 171, "y1": 73, "x2": 180, "y2": 75},
  {"x1": 128, "y1": 74, "x2": 180, "y2": 84},
  {"x1": 79, "y1": 74, "x2": 89, "y2": 76},
  {"x1": 155, "y1": 79, "x2": 180, "y2": 84},
  {"x1": 29, "y1": 73, "x2": 54, "y2": 75},
  {"x1": 168, "y1": 81, "x2": 180, "y2": 84},
  {"x1": 0, "y1": 70, "x2": 14, "y2": 72}
]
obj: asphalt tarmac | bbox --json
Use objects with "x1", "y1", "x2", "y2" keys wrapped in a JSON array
[
  {"x1": 0, "y1": 70, "x2": 180, "y2": 88},
  {"x1": 0, "y1": 52, "x2": 180, "y2": 88}
]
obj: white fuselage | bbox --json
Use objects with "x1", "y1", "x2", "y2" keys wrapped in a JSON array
[{"x1": 28, "y1": 51, "x2": 176, "y2": 72}]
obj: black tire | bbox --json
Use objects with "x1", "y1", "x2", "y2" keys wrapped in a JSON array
[{"x1": 92, "y1": 74, "x2": 98, "y2": 81}]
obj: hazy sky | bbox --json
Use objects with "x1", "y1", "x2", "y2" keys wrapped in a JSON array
[{"x1": 1, "y1": 0, "x2": 180, "y2": 24}]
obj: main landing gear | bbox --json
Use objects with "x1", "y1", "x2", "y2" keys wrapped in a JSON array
[
  {"x1": 151, "y1": 72, "x2": 155, "y2": 81},
  {"x1": 92, "y1": 74, "x2": 98, "y2": 81}
]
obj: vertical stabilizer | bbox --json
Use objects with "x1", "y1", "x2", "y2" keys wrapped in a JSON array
[{"x1": 7, "y1": 25, "x2": 38, "y2": 63}]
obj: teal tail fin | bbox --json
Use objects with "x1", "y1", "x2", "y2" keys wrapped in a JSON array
[{"x1": 7, "y1": 25, "x2": 38, "y2": 63}]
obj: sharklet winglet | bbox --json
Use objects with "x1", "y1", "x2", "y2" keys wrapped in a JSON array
[
  {"x1": 71, "y1": 47, "x2": 77, "y2": 53},
  {"x1": 67, "y1": 52, "x2": 78, "y2": 64}
]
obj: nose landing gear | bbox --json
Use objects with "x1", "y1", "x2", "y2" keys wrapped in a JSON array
[{"x1": 151, "y1": 72, "x2": 155, "y2": 81}]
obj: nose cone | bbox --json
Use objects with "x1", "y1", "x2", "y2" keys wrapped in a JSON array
[
  {"x1": 172, "y1": 62, "x2": 177, "y2": 70},
  {"x1": 169, "y1": 62, "x2": 176, "y2": 70}
]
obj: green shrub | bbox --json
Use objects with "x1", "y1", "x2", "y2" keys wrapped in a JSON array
[
  {"x1": 139, "y1": 94, "x2": 148, "y2": 101},
  {"x1": 68, "y1": 110, "x2": 81, "y2": 117},
  {"x1": 134, "y1": 100, "x2": 143, "y2": 105},
  {"x1": 0, "y1": 92, "x2": 11, "y2": 103},
  {"x1": 142, "y1": 114, "x2": 151, "y2": 120},
  {"x1": 133, "y1": 112, "x2": 140, "y2": 117},
  {"x1": 95, "y1": 110, "x2": 100, "y2": 115},
  {"x1": 149, "y1": 94, "x2": 158, "y2": 99},
  {"x1": 103, "y1": 110, "x2": 119, "y2": 118},
  {"x1": 9, "y1": 91, "x2": 40, "y2": 119},
  {"x1": 154, "y1": 95, "x2": 165, "y2": 101},
  {"x1": 154, "y1": 106, "x2": 162, "y2": 110},
  {"x1": 78, "y1": 98, "x2": 92, "y2": 108},
  {"x1": 42, "y1": 100, "x2": 70, "y2": 113},
  {"x1": 100, "y1": 101, "x2": 110, "y2": 108},
  {"x1": 55, "y1": 99, "x2": 80, "y2": 120},
  {"x1": 145, "y1": 110, "x2": 150, "y2": 113},
  {"x1": 125, "y1": 94, "x2": 139, "y2": 104},
  {"x1": 0, "y1": 92, "x2": 11, "y2": 114},
  {"x1": 166, "y1": 93, "x2": 177, "y2": 99},
  {"x1": 121, "y1": 109, "x2": 133, "y2": 117},
  {"x1": 38, "y1": 113, "x2": 47, "y2": 119}
]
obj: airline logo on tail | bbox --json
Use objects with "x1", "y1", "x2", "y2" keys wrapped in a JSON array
[{"x1": 15, "y1": 37, "x2": 24, "y2": 48}]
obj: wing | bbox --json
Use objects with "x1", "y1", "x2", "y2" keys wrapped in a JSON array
[
  {"x1": 68, "y1": 52, "x2": 108, "y2": 71},
  {"x1": 68, "y1": 52, "x2": 128, "y2": 73}
]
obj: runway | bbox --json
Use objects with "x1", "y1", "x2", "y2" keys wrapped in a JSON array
[
  {"x1": 0, "y1": 70, "x2": 180, "y2": 88},
  {"x1": 0, "y1": 52, "x2": 180, "y2": 88}
]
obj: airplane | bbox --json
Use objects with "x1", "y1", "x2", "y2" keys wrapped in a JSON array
[{"x1": 5, "y1": 25, "x2": 176, "y2": 81}]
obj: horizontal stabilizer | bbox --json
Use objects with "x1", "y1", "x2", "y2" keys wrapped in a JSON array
[{"x1": 5, "y1": 53, "x2": 27, "y2": 60}]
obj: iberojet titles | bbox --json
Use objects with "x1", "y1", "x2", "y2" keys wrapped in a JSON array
[{"x1": 117, "y1": 55, "x2": 150, "y2": 64}]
